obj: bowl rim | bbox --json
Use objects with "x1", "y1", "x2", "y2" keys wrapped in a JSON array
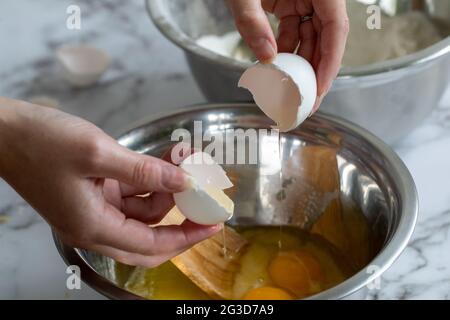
[
  {"x1": 53, "y1": 103, "x2": 418, "y2": 300},
  {"x1": 146, "y1": 0, "x2": 450, "y2": 78}
]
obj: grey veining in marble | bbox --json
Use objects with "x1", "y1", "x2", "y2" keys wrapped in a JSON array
[{"x1": 1, "y1": 0, "x2": 450, "y2": 300}]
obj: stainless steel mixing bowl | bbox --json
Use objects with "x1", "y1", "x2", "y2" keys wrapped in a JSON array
[
  {"x1": 53, "y1": 103, "x2": 418, "y2": 300},
  {"x1": 146, "y1": 0, "x2": 450, "y2": 144}
]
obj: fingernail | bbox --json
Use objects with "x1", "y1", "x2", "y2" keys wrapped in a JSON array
[
  {"x1": 184, "y1": 174, "x2": 198, "y2": 190},
  {"x1": 310, "y1": 91, "x2": 327, "y2": 116},
  {"x1": 250, "y1": 38, "x2": 276, "y2": 63},
  {"x1": 163, "y1": 167, "x2": 191, "y2": 192},
  {"x1": 211, "y1": 223, "x2": 223, "y2": 232}
]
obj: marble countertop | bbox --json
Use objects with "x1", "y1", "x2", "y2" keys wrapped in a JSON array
[{"x1": 1, "y1": 0, "x2": 450, "y2": 300}]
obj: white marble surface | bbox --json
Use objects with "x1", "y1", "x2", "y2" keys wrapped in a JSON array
[{"x1": 0, "y1": 0, "x2": 449, "y2": 300}]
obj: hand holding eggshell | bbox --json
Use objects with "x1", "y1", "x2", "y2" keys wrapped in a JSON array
[
  {"x1": 174, "y1": 152, "x2": 235, "y2": 225},
  {"x1": 228, "y1": 0, "x2": 349, "y2": 112},
  {"x1": 239, "y1": 53, "x2": 317, "y2": 131}
]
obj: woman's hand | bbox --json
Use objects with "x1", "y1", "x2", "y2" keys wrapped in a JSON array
[
  {"x1": 0, "y1": 97, "x2": 220, "y2": 267},
  {"x1": 227, "y1": 0, "x2": 349, "y2": 111}
]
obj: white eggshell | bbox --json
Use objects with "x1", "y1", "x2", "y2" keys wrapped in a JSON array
[
  {"x1": 174, "y1": 185, "x2": 234, "y2": 225},
  {"x1": 180, "y1": 152, "x2": 233, "y2": 190},
  {"x1": 238, "y1": 53, "x2": 317, "y2": 132},
  {"x1": 56, "y1": 45, "x2": 110, "y2": 87},
  {"x1": 174, "y1": 152, "x2": 234, "y2": 225}
]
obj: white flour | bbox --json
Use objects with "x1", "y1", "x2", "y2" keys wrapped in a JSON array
[
  {"x1": 343, "y1": 1, "x2": 443, "y2": 66},
  {"x1": 196, "y1": 3, "x2": 443, "y2": 67}
]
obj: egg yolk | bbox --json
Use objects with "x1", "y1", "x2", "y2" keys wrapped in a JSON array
[
  {"x1": 268, "y1": 250, "x2": 324, "y2": 297},
  {"x1": 242, "y1": 286, "x2": 293, "y2": 300}
]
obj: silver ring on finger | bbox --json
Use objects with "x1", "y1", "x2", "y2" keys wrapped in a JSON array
[{"x1": 301, "y1": 15, "x2": 313, "y2": 23}]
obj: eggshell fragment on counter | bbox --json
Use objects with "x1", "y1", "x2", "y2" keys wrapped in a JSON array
[
  {"x1": 56, "y1": 45, "x2": 110, "y2": 87},
  {"x1": 238, "y1": 53, "x2": 317, "y2": 132},
  {"x1": 174, "y1": 152, "x2": 234, "y2": 225}
]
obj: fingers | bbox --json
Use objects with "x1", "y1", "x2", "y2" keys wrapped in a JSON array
[
  {"x1": 162, "y1": 142, "x2": 197, "y2": 165},
  {"x1": 261, "y1": 0, "x2": 277, "y2": 12},
  {"x1": 96, "y1": 204, "x2": 221, "y2": 256},
  {"x1": 89, "y1": 244, "x2": 186, "y2": 268},
  {"x1": 151, "y1": 219, "x2": 222, "y2": 253},
  {"x1": 114, "y1": 144, "x2": 196, "y2": 225},
  {"x1": 313, "y1": 0, "x2": 349, "y2": 96},
  {"x1": 116, "y1": 143, "x2": 195, "y2": 199},
  {"x1": 277, "y1": 15, "x2": 300, "y2": 53},
  {"x1": 96, "y1": 144, "x2": 189, "y2": 193},
  {"x1": 265, "y1": 0, "x2": 348, "y2": 113},
  {"x1": 59, "y1": 229, "x2": 180, "y2": 268},
  {"x1": 121, "y1": 192, "x2": 174, "y2": 224},
  {"x1": 227, "y1": 0, "x2": 277, "y2": 63},
  {"x1": 311, "y1": 15, "x2": 322, "y2": 69},
  {"x1": 117, "y1": 181, "x2": 149, "y2": 197},
  {"x1": 297, "y1": 19, "x2": 316, "y2": 63}
]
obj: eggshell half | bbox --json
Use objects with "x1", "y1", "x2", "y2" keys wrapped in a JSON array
[
  {"x1": 56, "y1": 45, "x2": 110, "y2": 87},
  {"x1": 238, "y1": 53, "x2": 317, "y2": 132},
  {"x1": 174, "y1": 152, "x2": 234, "y2": 225},
  {"x1": 180, "y1": 152, "x2": 233, "y2": 190},
  {"x1": 174, "y1": 185, "x2": 234, "y2": 225}
]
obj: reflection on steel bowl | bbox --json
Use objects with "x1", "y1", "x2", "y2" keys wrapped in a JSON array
[
  {"x1": 146, "y1": 0, "x2": 450, "y2": 143},
  {"x1": 53, "y1": 104, "x2": 418, "y2": 300}
]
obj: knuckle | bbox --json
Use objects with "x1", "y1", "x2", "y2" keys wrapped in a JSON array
[
  {"x1": 132, "y1": 159, "x2": 162, "y2": 187},
  {"x1": 79, "y1": 137, "x2": 105, "y2": 171},
  {"x1": 62, "y1": 233, "x2": 90, "y2": 249},
  {"x1": 165, "y1": 233, "x2": 190, "y2": 253},
  {"x1": 235, "y1": 10, "x2": 260, "y2": 30},
  {"x1": 70, "y1": 222, "x2": 101, "y2": 247},
  {"x1": 55, "y1": 223, "x2": 93, "y2": 249},
  {"x1": 72, "y1": 232, "x2": 93, "y2": 248}
]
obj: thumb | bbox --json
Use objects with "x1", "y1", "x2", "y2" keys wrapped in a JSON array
[
  {"x1": 227, "y1": 0, "x2": 277, "y2": 63},
  {"x1": 96, "y1": 143, "x2": 189, "y2": 193}
]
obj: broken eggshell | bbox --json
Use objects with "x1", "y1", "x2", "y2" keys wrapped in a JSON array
[
  {"x1": 238, "y1": 53, "x2": 317, "y2": 132},
  {"x1": 174, "y1": 152, "x2": 234, "y2": 225},
  {"x1": 56, "y1": 45, "x2": 110, "y2": 87},
  {"x1": 180, "y1": 152, "x2": 233, "y2": 190}
]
